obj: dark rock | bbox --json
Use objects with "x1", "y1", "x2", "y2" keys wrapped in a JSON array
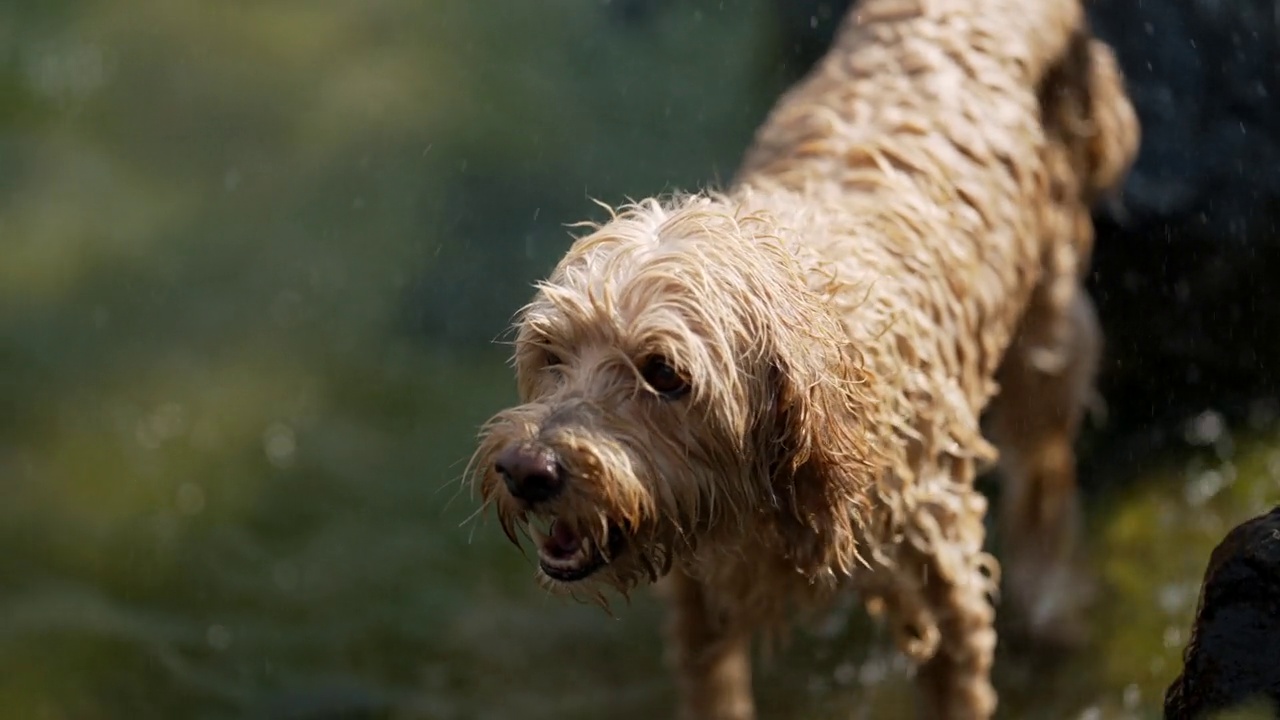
[
  {"x1": 1165, "y1": 506, "x2": 1280, "y2": 719},
  {"x1": 1084, "y1": 0, "x2": 1280, "y2": 442}
]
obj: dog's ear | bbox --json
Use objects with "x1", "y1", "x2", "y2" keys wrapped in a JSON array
[{"x1": 765, "y1": 334, "x2": 879, "y2": 578}]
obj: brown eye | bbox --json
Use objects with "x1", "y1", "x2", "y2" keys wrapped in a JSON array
[
  {"x1": 544, "y1": 350, "x2": 562, "y2": 367},
  {"x1": 641, "y1": 356, "x2": 689, "y2": 398}
]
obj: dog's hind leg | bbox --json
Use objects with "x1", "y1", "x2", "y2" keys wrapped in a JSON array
[
  {"x1": 986, "y1": 282, "x2": 1101, "y2": 647},
  {"x1": 911, "y1": 539, "x2": 1000, "y2": 720},
  {"x1": 864, "y1": 467, "x2": 1000, "y2": 720},
  {"x1": 663, "y1": 568, "x2": 756, "y2": 720}
]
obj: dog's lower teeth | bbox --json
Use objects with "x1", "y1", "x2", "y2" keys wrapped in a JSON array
[{"x1": 541, "y1": 543, "x2": 583, "y2": 564}]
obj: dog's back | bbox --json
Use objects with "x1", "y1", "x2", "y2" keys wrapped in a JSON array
[
  {"x1": 740, "y1": 0, "x2": 1137, "y2": 197},
  {"x1": 734, "y1": 0, "x2": 1138, "y2": 405}
]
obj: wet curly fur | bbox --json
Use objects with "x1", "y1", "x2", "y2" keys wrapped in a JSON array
[{"x1": 469, "y1": 0, "x2": 1139, "y2": 717}]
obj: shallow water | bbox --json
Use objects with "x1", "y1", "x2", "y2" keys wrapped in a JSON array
[{"x1": 2, "y1": 1, "x2": 1278, "y2": 719}]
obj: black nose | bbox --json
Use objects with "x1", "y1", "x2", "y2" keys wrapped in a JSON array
[{"x1": 494, "y1": 443, "x2": 564, "y2": 504}]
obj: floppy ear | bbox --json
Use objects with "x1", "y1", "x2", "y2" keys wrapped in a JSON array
[{"x1": 764, "y1": 319, "x2": 880, "y2": 579}]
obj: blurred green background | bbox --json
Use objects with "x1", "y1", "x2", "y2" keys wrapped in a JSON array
[{"x1": 1, "y1": 1, "x2": 1277, "y2": 718}]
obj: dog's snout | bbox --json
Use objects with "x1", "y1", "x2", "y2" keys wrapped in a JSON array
[{"x1": 494, "y1": 443, "x2": 564, "y2": 504}]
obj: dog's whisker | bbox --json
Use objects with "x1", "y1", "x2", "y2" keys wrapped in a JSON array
[
  {"x1": 437, "y1": 471, "x2": 475, "y2": 515},
  {"x1": 456, "y1": 501, "x2": 489, "y2": 531}
]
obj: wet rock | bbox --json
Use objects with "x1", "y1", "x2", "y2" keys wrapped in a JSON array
[{"x1": 1164, "y1": 506, "x2": 1280, "y2": 719}]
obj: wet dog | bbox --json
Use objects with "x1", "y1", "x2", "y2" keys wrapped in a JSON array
[{"x1": 470, "y1": 0, "x2": 1138, "y2": 716}]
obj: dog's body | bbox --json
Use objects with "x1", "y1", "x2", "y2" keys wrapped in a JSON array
[{"x1": 471, "y1": 0, "x2": 1139, "y2": 717}]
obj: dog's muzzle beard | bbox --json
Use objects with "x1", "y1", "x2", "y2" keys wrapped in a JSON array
[
  {"x1": 492, "y1": 494, "x2": 671, "y2": 591},
  {"x1": 478, "y1": 420, "x2": 676, "y2": 591},
  {"x1": 489, "y1": 477, "x2": 680, "y2": 591},
  {"x1": 523, "y1": 513, "x2": 628, "y2": 583}
]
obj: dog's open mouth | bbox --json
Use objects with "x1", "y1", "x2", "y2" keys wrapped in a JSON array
[{"x1": 529, "y1": 518, "x2": 624, "y2": 582}]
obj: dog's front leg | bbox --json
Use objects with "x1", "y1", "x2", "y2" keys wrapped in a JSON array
[{"x1": 664, "y1": 567, "x2": 755, "y2": 720}]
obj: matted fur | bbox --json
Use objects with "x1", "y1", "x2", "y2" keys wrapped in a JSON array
[{"x1": 469, "y1": 0, "x2": 1139, "y2": 717}]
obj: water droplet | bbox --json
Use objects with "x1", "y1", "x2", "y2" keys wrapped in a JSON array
[
  {"x1": 1185, "y1": 410, "x2": 1225, "y2": 445},
  {"x1": 152, "y1": 403, "x2": 187, "y2": 441},
  {"x1": 273, "y1": 562, "x2": 300, "y2": 591},
  {"x1": 1185, "y1": 468, "x2": 1225, "y2": 506},
  {"x1": 207, "y1": 624, "x2": 232, "y2": 651},
  {"x1": 1157, "y1": 582, "x2": 1193, "y2": 614},
  {"x1": 135, "y1": 419, "x2": 162, "y2": 450},
  {"x1": 263, "y1": 423, "x2": 297, "y2": 468},
  {"x1": 858, "y1": 658, "x2": 889, "y2": 686},
  {"x1": 175, "y1": 482, "x2": 205, "y2": 516},
  {"x1": 1122, "y1": 683, "x2": 1142, "y2": 710}
]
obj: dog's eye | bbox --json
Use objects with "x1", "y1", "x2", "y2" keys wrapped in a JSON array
[
  {"x1": 544, "y1": 350, "x2": 563, "y2": 367},
  {"x1": 641, "y1": 357, "x2": 689, "y2": 398}
]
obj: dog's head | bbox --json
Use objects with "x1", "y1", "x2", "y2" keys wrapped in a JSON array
[{"x1": 470, "y1": 194, "x2": 878, "y2": 599}]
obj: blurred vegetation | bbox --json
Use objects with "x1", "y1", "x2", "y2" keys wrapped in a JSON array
[{"x1": 0, "y1": 1, "x2": 1277, "y2": 719}]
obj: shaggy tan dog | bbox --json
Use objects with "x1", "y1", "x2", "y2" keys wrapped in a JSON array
[{"x1": 470, "y1": 0, "x2": 1139, "y2": 717}]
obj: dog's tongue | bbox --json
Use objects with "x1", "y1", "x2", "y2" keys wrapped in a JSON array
[{"x1": 546, "y1": 520, "x2": 582, "y2": 558}]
